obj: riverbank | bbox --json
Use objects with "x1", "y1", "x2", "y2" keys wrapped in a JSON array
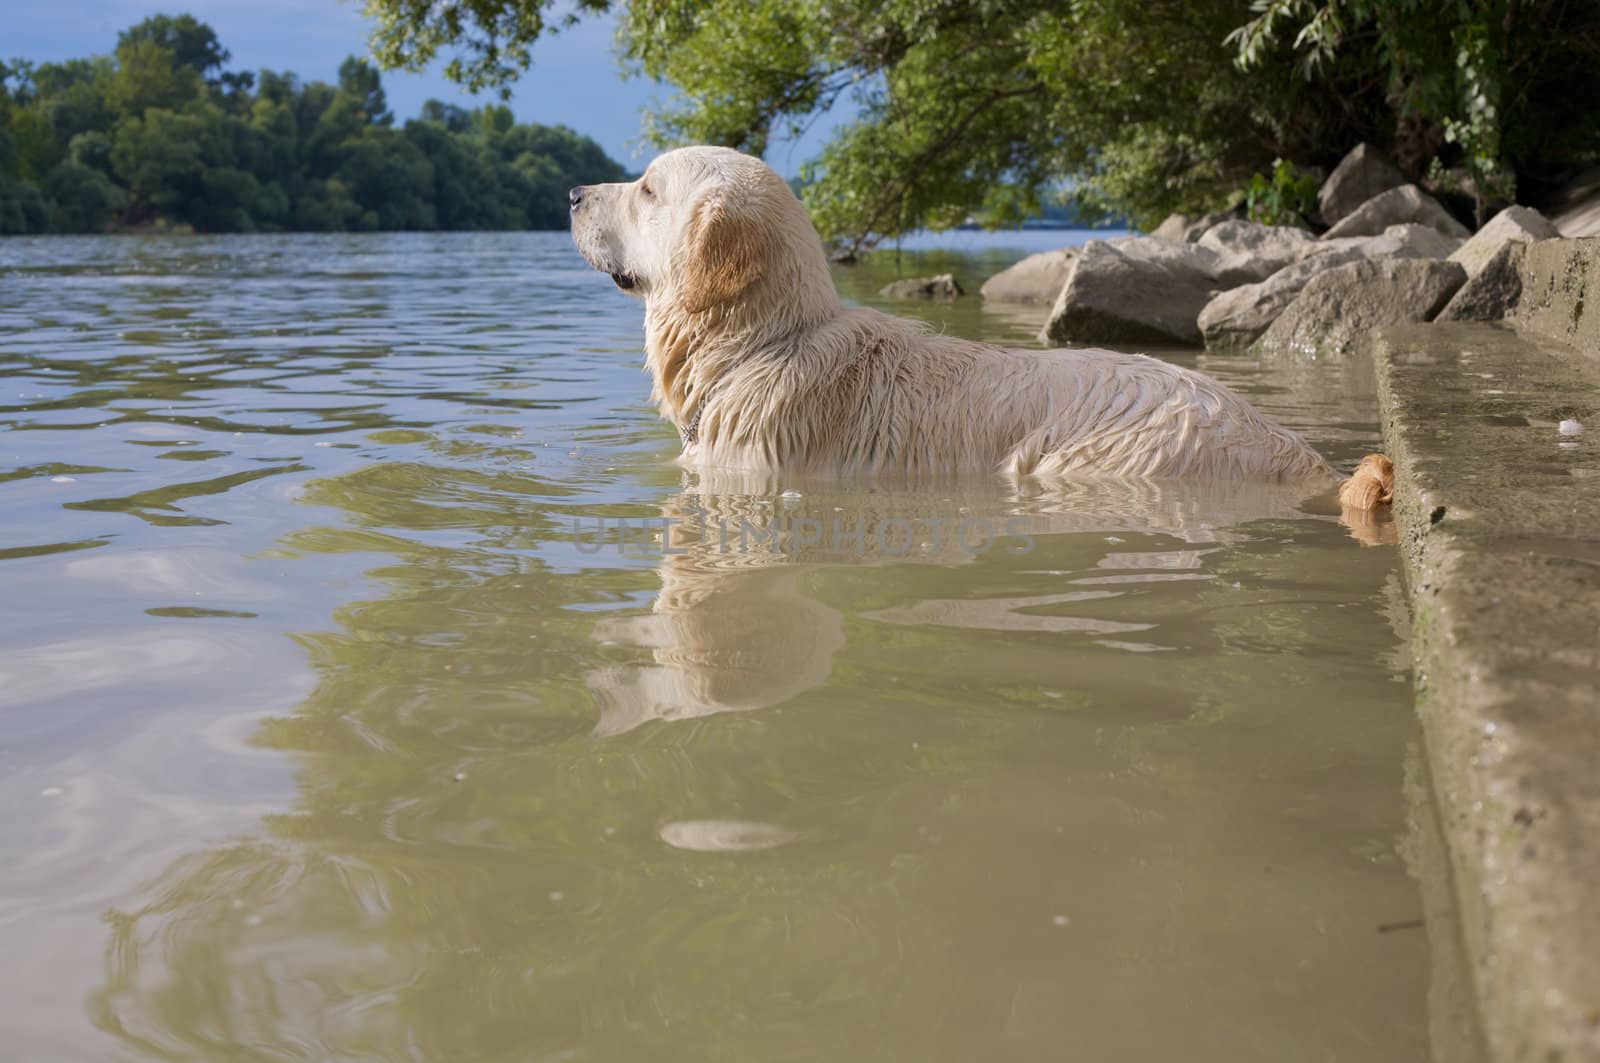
[{"x1": 884, "y1": 145, "x2": 1600, "y2": 358}]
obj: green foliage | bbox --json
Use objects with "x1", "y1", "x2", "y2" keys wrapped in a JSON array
[
  {"x1": 44, "y1": 159, "x2": 125, "y2": 231},
  {"x1": 615, "y1": 0, "x2": 1391, "y2": 245},
  {"x1": 357, "y1": 0, "x2": 1366, "y2": 241},
  {"x1": 117, "y1": 14, "x2": 230, "y2": 79},
  {"x1": 363, "y1": 0, "x2": 1600, "y2": 247},
  {"x1": 1245, "y1": 159, "x2": 1318, "y2": 226},
  {"x1": 0, "y1": 178, "x2": 49, "y2": 234},
  {"x1": 361, "y1": 0, "x2": 612, "y2": 95},
  {"x1": 1229, "y1": 0, "x2": 1600, "y2": 221},
  {"x1": 0, "y1": 15, "x2": 627, "y2": 235},
  {"x1": 109, "y1": 39, "x2": 204, "y2": 116}
]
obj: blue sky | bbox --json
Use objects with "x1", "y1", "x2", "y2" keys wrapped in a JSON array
[{"x1": 8, "y1": 0, "x2": 847, "y2": 175}]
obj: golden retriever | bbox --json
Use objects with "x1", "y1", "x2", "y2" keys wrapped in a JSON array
[{"x1": 568, "y1": 146, "x2": 1391, "y2": 509}]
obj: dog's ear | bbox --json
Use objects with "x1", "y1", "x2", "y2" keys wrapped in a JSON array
[{"x1": 679, "y1": 196, "x2": 763, "y2": 314}]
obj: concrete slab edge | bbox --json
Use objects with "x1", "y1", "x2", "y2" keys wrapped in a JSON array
[{"x1": 1370, "y1": 320, "x2": 1600, "y2": 1063}]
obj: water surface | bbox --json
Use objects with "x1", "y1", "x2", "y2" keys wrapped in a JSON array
[{"x1": 0, "y1": 232, "x2": 1427, "y2": 1061}]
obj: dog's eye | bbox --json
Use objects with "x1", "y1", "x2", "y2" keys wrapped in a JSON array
[{"x1": 640, "y1": 180, "x2": 655, "y2": 200}]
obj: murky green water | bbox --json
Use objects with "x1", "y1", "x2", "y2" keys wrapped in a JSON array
[{"x1": 1, "y1": 232, "x2": 1429, "y2": 1061}]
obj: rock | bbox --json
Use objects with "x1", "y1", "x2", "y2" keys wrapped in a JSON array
[
  {"x1": 1197, "y1": 219, "x2": 1319, "y2": 284},
  {"x1": 1448, "y1": 205, "x2": 1558, "y2": 278},
  {"x1": 1381, "y1": 223, "x2": 1463, "y2": 259},
  {"x1": 1318, "y1": 143, "x2": 1407, "y2": 227},
  {"x1": 1435, "y1": 241, "x2": 1528, "y2": 322},
  {"x1": 1104, "y1": 233, "x2": 1225, "y2": 273},
  {"x1": 880, "y1": 273, "x2": 963, "y2": 300},
  {"x1": 1198, "y1": 218, "x2": 1315, "y2": 258},
  {"x1": 1104, "y1": 232, "x2": 1253, "y2": 283},
  {"x1": 1198, "y1": 264, "x2": 1309, "y2": 348},
  {"x1": 1197, "y1": 227, "x2": 1451, "y2": 348},
  {"x1": 1181, "y1": 210, "x2": 1238, "y2": 242},
  {"x1": 1256, "y1": 257, "x2": 1467, "y2": 354},
  {"x1": 1040, "y1": 239, "x2": 1218, "y2": 346},
  {"x1": 1150, "y1": 213, "x2": 1191, "y2": 241},
  {"x1": 979, "y1": 248, "x2": 1077, "y2": 303},
  {"x1": 1200, "y1": 249, "x2": 1368, "y2": 348},
  {"x1": 1322, "y1": 184, "x2": 1470, "y2": 240}
]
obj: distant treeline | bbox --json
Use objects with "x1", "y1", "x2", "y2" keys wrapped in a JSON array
[{"x1": 0, "y1": 15, "x2": 628, "y2": 235}]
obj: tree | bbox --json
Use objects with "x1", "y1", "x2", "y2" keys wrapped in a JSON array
[
  {"x1": 420, "y1": 99, "x2": 471, "y2": 133},
  {"x1": 108, "y1": 38, "x2": 203, "y2": 116},
  {"x1": 44, "y1": 159, "x2": 126, "y2": 231},
  {"x1": 0, "y1": 179, "x2": 49, "y2": 233},
  {"x1": 532, "y1": 0, "x2": 1375, "y2": 238},
  {"x1": 111, "y1": 107, "x2": 219, "y2": 222},
  {"x1": 3, "y1": 103, "x2": 61, "y2": 181},
  {"x1": 117, "y1": 14, "x2": 230, "y2": 80},
  {"x1": 338, "y1": 57, "x2": 393, "y2": 127},
  {"x1": 361, "y1": 0, "x2": 611, "y2": 94},
  {"x1": 31, "y1": 58, "x2": 116, "y2": 145},
  {"x1": 0, "y1": 18, "x2": 625, "y2": 234},
  {"x1": 358, "y1": 0, "x2": 1600, "y2": 245}
]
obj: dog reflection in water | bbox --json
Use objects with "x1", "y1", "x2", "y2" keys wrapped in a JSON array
[{"x1": 584, "y1": 469, "x2": 1363, "y2": 736}]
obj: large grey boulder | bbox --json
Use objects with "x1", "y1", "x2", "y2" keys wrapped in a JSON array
[
  {"x1": 1256, "y1": 257, "x2": 1466, "y2": 354},
  {"x1": 1318, "y1": 143, "x2": 1407, "y2": 227},
  {"x1": 1436, "y1": 241, "x2": 1528, "y2": 322},
  {"x1": 1448, "y1": 205, "x2": 1558, "y2": 277},
  {"x1": 1181, "y1": 210, "x2": 1238, "y2": 242},
  {"x1": 1200, "y1": 250, "x2": 1366, "y2": 348},
  {"x1": 979, "y1": 248, "x2": 1077, "y2": 303},
  {"x1": 880, "y1": 273, "x2": 963, "y2": 300},
  {"x1": 1150, "y1": 213, "x2": 1191, "y2": 241},
  {"x1": 1322, "y1": 184, "x2": 1470, "y2": 240},
  {"x1": 1104, "y1": 233, "x2": 1223, "y2": 269},
  {"x1": 1197, "y1": 225, "x2": 1455, "y2": 347},
  {"x1": 1040, "y1": 238, "x2": 1219, "y2": 345},
  {"x1": 1197, "y1": 218, "x2": 1315, "y2": 257},
  {"x1": 1379, "y1": 222, "x2": 1463, "y2": 259},
  {"x1": 1197, "y1": 220, "x2": 1319, "y2": 284}
]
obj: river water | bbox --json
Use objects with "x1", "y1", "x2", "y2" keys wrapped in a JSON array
[{"x1": 0, "y1": 231, "x2": 1431, "y2": 1060}]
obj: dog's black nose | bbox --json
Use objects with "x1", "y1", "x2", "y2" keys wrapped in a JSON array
[{"x1": 569, "y1": 186, "x2": 585, "y2": 210}]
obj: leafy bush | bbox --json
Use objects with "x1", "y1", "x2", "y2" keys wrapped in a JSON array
[{"x1": 1245, "y1": 160, "x2": 1318, "y2": 227}]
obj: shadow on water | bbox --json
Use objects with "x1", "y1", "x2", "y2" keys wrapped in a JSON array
[{"x1": 0, "y1": 234, "x2": 1444, "y2": 1061}]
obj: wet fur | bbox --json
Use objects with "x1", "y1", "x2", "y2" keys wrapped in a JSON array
[{"x1": 570, "y1": 146, "x2": 1390, "y2": 506}]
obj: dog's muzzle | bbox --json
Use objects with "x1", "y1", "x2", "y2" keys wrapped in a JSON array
[{"x1": 569, "y1": 186, "x2": 635, "y2": 290}]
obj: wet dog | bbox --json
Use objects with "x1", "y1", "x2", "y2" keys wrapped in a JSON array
[{"x1": 569, "y1": 145, "x2": 1391, "y2": 509}]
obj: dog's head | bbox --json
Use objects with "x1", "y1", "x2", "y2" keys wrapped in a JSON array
[{"x1": 569, "y1": 146, "x2": 834, "y2": 319}]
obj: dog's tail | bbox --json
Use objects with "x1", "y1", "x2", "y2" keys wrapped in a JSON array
[{"x1": 1338, "y1": 453, "x2": 1395, "y2": 511}]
